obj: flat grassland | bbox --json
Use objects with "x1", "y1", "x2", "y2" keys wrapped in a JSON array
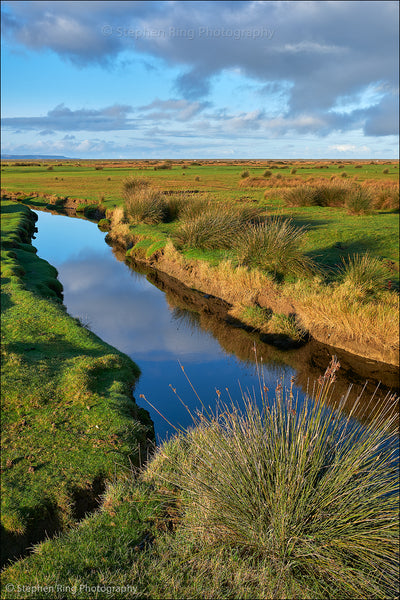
[
  {"x1": 2, "y1": 158, "x2": 398, "y2": 363},
  {"x1": 2, "y1": 159, "x2": 398, "y2": 268}
]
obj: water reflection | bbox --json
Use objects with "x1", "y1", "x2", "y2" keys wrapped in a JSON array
[{"x1": 33, "y1": 210, "x2": 399, "y2": 441}]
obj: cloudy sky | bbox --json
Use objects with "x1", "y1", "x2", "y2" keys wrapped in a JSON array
[{"x1": 1, "y1": 0, "x2": 398, "y2": 158}]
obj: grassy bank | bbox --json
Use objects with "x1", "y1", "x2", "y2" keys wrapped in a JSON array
[
  {"x1": 0, "y1": 200, "x2": 153, "y2": 565},
  {"x1": 1, "y1": 159, "x2": 399, "y2": 364},
  {"x1": 1, "y1": 359, "x2": 398, "y2": 600}
]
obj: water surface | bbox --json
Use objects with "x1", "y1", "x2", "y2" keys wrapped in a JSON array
[{"x1": 32, "y1": 210, "x2": 398, "y2": 441}]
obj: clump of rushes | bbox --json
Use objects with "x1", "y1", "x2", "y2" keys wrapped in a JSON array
[
  {"x1": 241, "y1": 170, "x2": 250, "y2": 178},
  {"x1": 235, "y1": 216, "x2": 316, "y2": 278},
  {"x1": 345, "y1": 186, "x2": 372, "y2": 215},
  {"x1": 263, "y1": 169, "x2": 272, "y2": 177},
  {"x1": 146, "y1": 357, "x2": 399, "y2": 600},
  {"x1": 338, "y1": 253, "x2": 389, "y2": 296},
  {"x1": 267, "y1": 312, "x2": 306, "y2": 341},
  {"x1": 123, "y1": 178, "x2": 168, "y2": 225},
  {"x1": 174, "y1": 202, "x2": 262, "y2": 250},
  {"x1": 290, "y1": 168, "x2": 297, "y2": 174},
  {"x1": 282, "y1": 185, "x2": 316, "y2": 206},
  {"x1": 174, "y1": 201, "x2": 265, "y2": 250},
  {"x1": 122, "y1": 177, "x2": 151, "y2": 194},
  {"x1": 372, "y1": 186, "x2": 399, "y2": 210},
  {"x1": 283, "y1": 183, "x2": 351, "y2": 207}
]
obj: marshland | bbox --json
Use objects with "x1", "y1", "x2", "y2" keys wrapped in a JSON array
[{"x1": 1, "y1": 158, "x2": 399, "y2": 599}]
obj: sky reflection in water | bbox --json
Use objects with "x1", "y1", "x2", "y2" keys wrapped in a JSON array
[{"x1": 33, "y1": 211, "x2": 292, "y2": 440}]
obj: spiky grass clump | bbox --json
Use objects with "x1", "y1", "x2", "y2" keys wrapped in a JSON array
[
  {"x1": 267, "y1": 312, "x2": 307, "y2": 341},
  {"x1": 174, "y1": 202, "x2": 264, "y2": 250},
  {"x1": 371, "y1": 187, "x2": 399, "y2": 210},
  {"x1": 313, "y1": 183, "x2": 351, "y2": 207},
  {"x1": 122, "y1": 176, "x2": 150, "y2": 194},
  {"x1": 146, "y1": 358, "x2": 399, "y2": 599},
  {"x1": 282, "y1": 185, "x2": 317, "y2": 207},
  {"x1": 235, "y1": 217, "x2": 316, "y2": 278},
  {"x1": 346, "y1": 186, "x2": 373, "y2": 215},
  {"x1": 338, "y1": 253, "x2": 389, "y2": 296},
  {"x1": 124, "y1": 188, "x2": 168, "y2": 225},
  {"x1": 283, "y1": 184, "x2": 351, "y2": 207}
]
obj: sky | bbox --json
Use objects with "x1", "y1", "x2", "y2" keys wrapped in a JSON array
[{"x1": 1, "y1": 0, "x2": 399, "y2": 159}]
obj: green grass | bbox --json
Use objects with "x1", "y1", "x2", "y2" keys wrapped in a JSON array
[
  {"x1": 235, "y1": 217, "x2": 317, "y2": 279},
  {"x1": 1, "y1": 160, "x2": 397, "y2": 208},
  {"x1": 1, "y1": 161, "x2": 399, "y2": 356},
  {"x1": 3, "y1": 160, "x2": 396, "y2": 281},
  {"x1": 2, "y1": 359, "x2": 398, "y2": 599},
  {"x1": 1, "y1": 200, "x2": 153, "y2": 565}
]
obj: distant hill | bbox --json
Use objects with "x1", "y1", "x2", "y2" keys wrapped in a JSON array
[{"x1": 1, "y1": 154, "x2": 73, "y2": 160}]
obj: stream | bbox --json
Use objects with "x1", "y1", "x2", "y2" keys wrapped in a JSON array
[{"x1": 32, "y1": 209, "x2": 399, "y2": 441}]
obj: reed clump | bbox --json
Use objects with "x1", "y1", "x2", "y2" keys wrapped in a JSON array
[
  {"x1": 345, "y1": 186, "x2": 372, "y2": 215},
  {"x1": 145, "y1": 357, "x2": 399, "y2": 599},
  {"x1": 123, "y1": 178, "x2": 168, "y2": 225},
  {"x1": 174, "y1": 201, "x2": 264, "y2": 250},
  {"x1": 283, "y1": 183, "x2": 351, "y2": 207},
  {"x1": 338, "y1": 253, "x2": 390, "y2": 297},
  {"x1": 235, "y1": 216, "x2": 316, "y2": 278}
]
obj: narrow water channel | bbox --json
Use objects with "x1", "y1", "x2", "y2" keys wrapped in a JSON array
[{"x1": 32, "y1": 210, "x2": 399, "y2": 441}]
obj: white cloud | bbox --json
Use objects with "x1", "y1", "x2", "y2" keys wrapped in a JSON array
[{"x1": 328, "y1": 144, "x2": 371, "y2": 153}]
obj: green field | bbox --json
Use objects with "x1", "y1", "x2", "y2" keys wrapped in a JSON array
[
  {"x1": 0, "y1": 200, "x2": 152, "y2": 565},
  {"x1": 1, "y1": 159, "x2": 398, "y2": 204},
  {"x1": 1, "y1": 159, "x2": 399, "y2": 363}
]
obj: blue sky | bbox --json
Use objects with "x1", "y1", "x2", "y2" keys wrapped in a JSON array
[{"x1": 1, "y1": 0, "x2": 399, "y2": 159}]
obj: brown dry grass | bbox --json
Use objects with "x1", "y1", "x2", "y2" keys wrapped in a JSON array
[
  {"x1": 107, "y1": 207, "x2": 133, "y2": 246},
  {"x1": 162, "y1": 242, "x2": 270, "y2": 305},
  {"x1": 157, "y1": 242, "x2": 399, "y2": 364},
  {"x1": 289, "y1": 280, "x2": 400, "y2": 354}
]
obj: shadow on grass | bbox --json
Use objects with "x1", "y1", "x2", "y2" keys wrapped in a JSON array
[
  {"x1": 284, "y1": 216, "x2": 330, "y2": 230},
  {"x1": 1, "y1": 290, "x2": 15, "y2": 312},
  {"x1": 0, "y1": 502, "x2": 63, "y2": 568},
  {"x1": 0, "y1": 201, "x2": 30, "y2": 215},
  {"x1": 306, "y1": 236, "x2": 398, "y2": 274},
  {"x1": 0, "y1": 476, "x2": 106, "y2": 568}
]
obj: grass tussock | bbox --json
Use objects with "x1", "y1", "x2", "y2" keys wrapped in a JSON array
[
  {"x1": 338, "y1": 253, "x2": 390, "y2": 296},
  {"x1": 283, "y1": 183, "x2": 351, "y2": 207},
  {"x1": 122, "y1": 176, "x2": 151, "y2": 194},
  {"x1": 124, "y1": 187, "x2": 168, "y2": 225},
  {"x1": 235, "y1": 216, "x2": 316, "y2": 278},
  {"x1": 146, "y1": 358, "x2": 399, "y2": 600},
  {"x1": 173, "y1": 201, "x2": 264, "y2": 250},
  {"x1": 345, "y1": 186, "x2": 373, "y2": 215}
]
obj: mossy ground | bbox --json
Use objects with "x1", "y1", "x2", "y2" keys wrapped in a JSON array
[{"x1": 1, "y1": 200, "x2": 153, "y2": 565}]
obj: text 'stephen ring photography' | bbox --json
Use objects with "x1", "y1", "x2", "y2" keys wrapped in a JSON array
[{"x1": 1, "y1": 1, "x2": 399, "y2": 599}]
